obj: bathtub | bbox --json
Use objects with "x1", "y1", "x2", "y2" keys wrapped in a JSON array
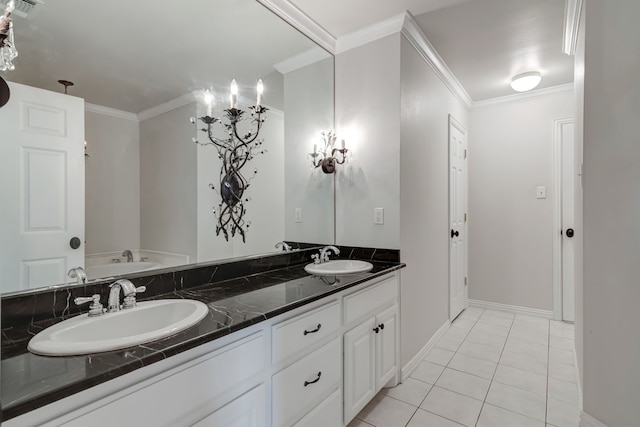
[{"x1": 86, "y1": 261, "x2": 160, "y2": 280}]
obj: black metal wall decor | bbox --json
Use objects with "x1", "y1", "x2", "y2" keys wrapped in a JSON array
[
  {"x1": 311, "y1": 130, "x2": 348, "y2": 174},
  {"x1": 191, "y1": 80, "x2": 267, "y2": 243}
]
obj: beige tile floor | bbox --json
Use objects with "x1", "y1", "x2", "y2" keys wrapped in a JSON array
[{"x1": 348, "y1": 307, "x2": 579, "y2": 427}]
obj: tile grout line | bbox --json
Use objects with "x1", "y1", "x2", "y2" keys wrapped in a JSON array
[{"x1": 473, "y1": 312, "x2": 515, "y2": 426}]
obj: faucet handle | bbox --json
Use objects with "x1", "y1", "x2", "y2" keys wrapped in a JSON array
[
  {"x1": 122, "y1": 286, "x2": 146, "y2": 309},
  {"x1": 74, "y1": 294, "x2": 104, "y2": 317},
  {"x1": 311, "y1": 254, "x2": 320, "y2": 264}
]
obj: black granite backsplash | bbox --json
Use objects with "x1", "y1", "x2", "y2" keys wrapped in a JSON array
[{"x1": 1, "y1": 245, "x2": 399, "y2": 332}]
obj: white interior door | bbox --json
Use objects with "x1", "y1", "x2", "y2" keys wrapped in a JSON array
[
  {"x1": 0, "y1": 81, "x2": 85, "y2": 293},
  {"x1": 449, "y1": 115, "x2": 467, "y2": 321},
  {"x1": 561, "y1": 121, "x2": 576, "y2": 321}
]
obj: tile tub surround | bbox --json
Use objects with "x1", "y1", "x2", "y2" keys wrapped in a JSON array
[{"x1": 1, "y1": 249, "x2": 403, "y2": 421}]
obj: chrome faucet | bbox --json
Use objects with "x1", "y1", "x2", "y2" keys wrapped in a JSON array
[
  {"x1": 275, "y1": 241, "x2": 292, "y2": 252},
  {"x1": 319, "y1": 245, "x2": 340, "y2": 263},
  {"x1": 107, "y1": 279, "x2": 146, "y2": 312},
  {"x1": 68, "y1": 267, "x2": 88, "y2": 285},
  {"x1": 122, "y1": 250, "x2": 134, "y2": 263}
]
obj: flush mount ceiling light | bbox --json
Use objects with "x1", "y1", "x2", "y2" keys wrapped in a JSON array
[{"x1": 510, "y1": 71, "x2": 542, "y2": 92}]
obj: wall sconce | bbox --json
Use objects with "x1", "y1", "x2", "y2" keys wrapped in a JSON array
[
  {"x1": 0, "y1": 0, "x2": 18, "y2": 71},
  {"x1": 310, "y1": 130, "x2": 348, "y2": 174},
  {"x1": 191, "y1": 79, "x2": 267, "y2": 243}
]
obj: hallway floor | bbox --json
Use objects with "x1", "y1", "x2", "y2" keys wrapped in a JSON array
[{"x1": 348, "y1": 307, "x2": 579, "y2": 427}]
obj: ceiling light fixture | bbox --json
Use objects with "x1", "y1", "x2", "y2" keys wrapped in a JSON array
[{"x1": 510, "y1": 72, "x2": 542, "y2": 92}]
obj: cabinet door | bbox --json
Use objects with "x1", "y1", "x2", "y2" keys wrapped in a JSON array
[
  {"x1": 192, "y1": 383, "x2": 267, "y2": 427},
  {"x1": 376, "y1": 305, "x2": 398, "y2": 389},
  {"x1": 293, "y1": 389, "x2": 342, "y2": 427},
  {"x1": 343, "y1": 318, "x2": 376, "y2": 424}
]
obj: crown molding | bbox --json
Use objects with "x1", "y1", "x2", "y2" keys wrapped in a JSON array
[
  {"x1": 471, "y1": 83, "x2": 574, "y2": 109},
  {"x1": 563, "y1": 0, "x2": 584, "y2": 55},
  {"x1": 335, "y1": 13, "x2": 405, "y2": 54},
  {"x1": 256, "y1": 0, "x2": 336, "y2": 54},
  {"x1": 273, "y1": 47, "x2": 332, "y2": 74},
  {"x1": 84, "y1": 103, "x2": 138, "y2": 121},
  {"x1": 137, "y1": 93, "x2": 197, "y2": 122},
  {"x1": 401, "y1": 12, "x2": 473, "y2": 109}
]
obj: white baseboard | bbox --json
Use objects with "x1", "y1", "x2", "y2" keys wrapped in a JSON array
[
  {"x1": 580, "y1": 411, "x2": 608, "y2": 427},
  {"x1": 574, "y1": 347, "x2": 583, "y2": 410},
  {"x1": 468, "y1": 299, "x2": 554, "y2": 319},
  {"x1": 401, "y1": 320, "x2": 450, "y2": 382}
]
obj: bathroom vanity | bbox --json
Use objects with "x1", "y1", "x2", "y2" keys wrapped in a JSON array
[{"x1": 1, "y1": 249, "x2": 403, "y2": 427}]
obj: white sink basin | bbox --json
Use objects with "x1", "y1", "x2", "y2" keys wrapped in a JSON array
[
  {"x1": 304, "y1": 260, "x2": 374, "y2": 276},
  {"x1": 28, "y1": 299, "x2": 209, "y2": 356}
]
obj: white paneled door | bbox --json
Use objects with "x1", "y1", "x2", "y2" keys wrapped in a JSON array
[
  {"x1": 449, "y1": 115, "x2": 468, "y2": 321},
  {"x1": 0, "y1": 82, "x2": 85, "y2": 293}
]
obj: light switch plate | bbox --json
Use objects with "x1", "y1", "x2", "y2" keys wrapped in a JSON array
[
  {"x1": 295, "y1": 208, "x2": 302, "y2": 223},
  {"x1": 374, "y1": 207, "x2": 384, "y2": 225},
  {"x1": 536, "y1": 186, "x2": 547, "y2": 199}
]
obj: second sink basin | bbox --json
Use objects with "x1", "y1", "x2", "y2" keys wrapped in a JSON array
[
  {"x1": 304, "y1": 259, "x2": 374, "y2": 276},
  {"x1": 28, "y1": 299, "x2": 209, "y2": 356}
]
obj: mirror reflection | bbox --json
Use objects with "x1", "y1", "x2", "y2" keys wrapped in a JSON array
[{"x1": 0, "y1": 0, "x2": 335, "y2": 294}]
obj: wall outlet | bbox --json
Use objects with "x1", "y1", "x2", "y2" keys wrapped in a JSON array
[
  {"x1": 536, "y1": 186, "x2": 547, "y2": 199},
  {"x1": 374, "y1": 207, "x2": 384, "y2": 225},
  {"x1": 295, "y1": 208, "x2": 302, "y2": 223}
]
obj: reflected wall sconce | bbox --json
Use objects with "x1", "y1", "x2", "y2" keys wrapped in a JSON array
[
  {"x1": 0, "y1": 0, "x2": 18, "y2": 71},
  {"x1": 310, "y1": 130, "x2": 348, "y2": 174},
  {"x1": 191, "y1": 79, "x2": 268, "y2": 243}
]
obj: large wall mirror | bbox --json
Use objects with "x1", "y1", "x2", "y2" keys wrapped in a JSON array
[{"x1": 0, "y1": 0, "x2": 335, "y2": 295}]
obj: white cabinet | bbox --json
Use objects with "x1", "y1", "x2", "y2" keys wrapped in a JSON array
[
  {"x1": 192, "y1": 383, "x2": 267, "y2": 427},
  {"x1": 271, "y1": 300, "x2": 342, "y2": 427},
  {"x1": 58, "y1": 332, "x2": 266, "y2": 427},
  {"x1": 343, "y1": 277, "x2": 399, "y2": 424}
]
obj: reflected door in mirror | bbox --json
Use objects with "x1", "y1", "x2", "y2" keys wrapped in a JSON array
[{"x1": 0, "y1": 82, "x2": 85, "y2": 293}]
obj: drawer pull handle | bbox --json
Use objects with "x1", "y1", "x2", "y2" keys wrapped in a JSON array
[
  {"x1": 304, "y1": 371, "x2": 322, "y2": 387},
  {"x1": 303, "y1": 324, "x2": 322, "y2": 336}
]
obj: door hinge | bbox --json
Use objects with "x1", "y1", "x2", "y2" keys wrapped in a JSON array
[
  {"x1": 464, "y1": 149, "x2": 467, "y2": 159},
  {"x1": 464, "y1": 277, "x2": 468, "y2": 286},
  {"x1": 464, "y1": 213, "x2": 467, "y2": 223}
]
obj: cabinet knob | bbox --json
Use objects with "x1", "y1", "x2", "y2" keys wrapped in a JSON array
[
  {"x1": 303, "y1": 324, "x2": 322, "y2": 336},
  {"x1": 304, "y1": 371, "x2": 322, "y2": 387},
  {"x1": 373, "y1": 327, "x2": 380, "y2": 334},
  {"x1": 379, "y1": 323, "x2": 385, "y2": 330}
]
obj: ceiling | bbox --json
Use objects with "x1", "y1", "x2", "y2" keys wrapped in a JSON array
[
  {"x1": 3, "y1": 0, "x2": 324, "y2": 113},
  {"x1": 290, "y1": 0, "x2": 574, "y2": 102}
]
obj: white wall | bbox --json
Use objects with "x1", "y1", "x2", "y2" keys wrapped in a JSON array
[
  {"x1": 399, "y1": 36, "x2": 469, "y2": 366},
  {"x1": 84, "y1": 111, "x2": 140, "y2": 255},
  {"x1": 579, "y1": 1, "x2": 640, "y2": 425},
  {"x1": 284, "y1": 57, "x2": 335, "y2": 245},
  {"x1": 335, "y1": 34, "x2": 401, "y2": 249},
  {"x1": 468, "y1": 90, "x2": 574, "y2": 311},
  {"x1": 139, "y1": 103, "x2": 198, "y2": 262}
]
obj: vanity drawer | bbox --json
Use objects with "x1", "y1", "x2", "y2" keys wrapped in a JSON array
[
  {"x1": 272, "y1": 301, "x2": 340, "y2": 365},
  {"x1": 272, "y1": 338, "x2": 341, "y2": 427},
  {"x1": 344, "y1": 276, "x2": 397, "y2": 325}
]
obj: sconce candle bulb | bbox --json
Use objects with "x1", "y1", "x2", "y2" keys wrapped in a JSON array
[
  {"x1": 256, "y1": 79, "x2": 263, "y2": 107},
  {"x1": 230, "y1": 79, "x2": 238, "y2": 109},
  {"x1": 204, "y1": 90, "x2": 213, "y2": 116}
]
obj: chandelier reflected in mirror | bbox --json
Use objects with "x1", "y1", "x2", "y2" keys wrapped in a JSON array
[
  {"x1": 191, "y1": 79, "x2": 268, "y2": 243},
  {"x1": 0, "y1": 0, "x2": 18, "y2": 71}
]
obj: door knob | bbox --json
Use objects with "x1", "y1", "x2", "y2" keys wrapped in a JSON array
[
  {"x1": 450, "y1": 229, "x2": 459, "y2": 238},
  {"x1": 69, "y1": 237, "x2": 82, "y2": 249},
  {"x1": 565, "y1": 228, "x2": 575, "y2": 238}
]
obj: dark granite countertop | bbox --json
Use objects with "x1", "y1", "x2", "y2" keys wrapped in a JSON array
[{"x1": 1, "y1": 260, "x2": 404, "y2": 422}]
